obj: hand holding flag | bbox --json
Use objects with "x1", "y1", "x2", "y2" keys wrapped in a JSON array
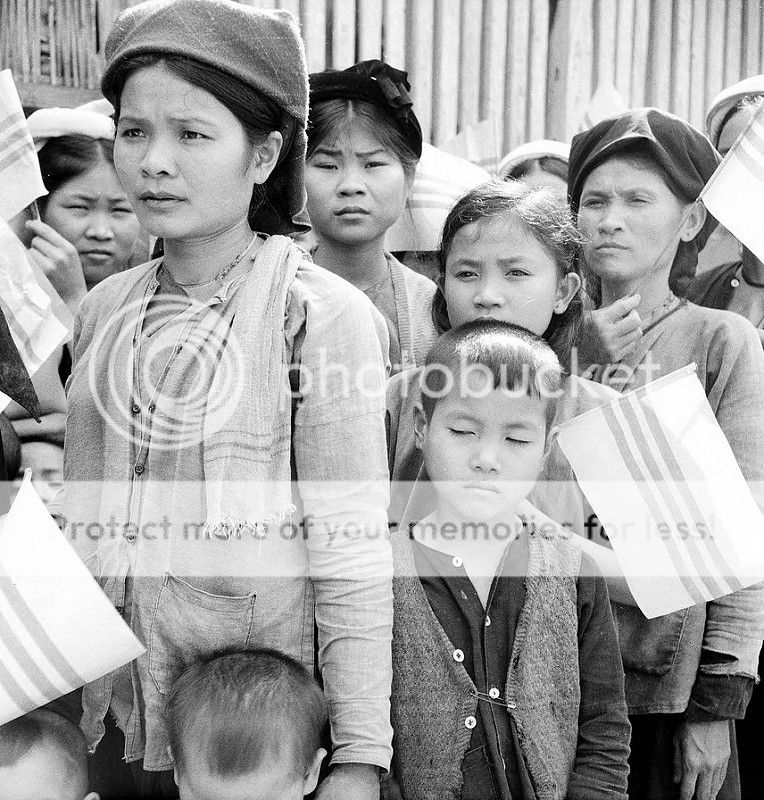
[{"x1": 556, "y1": 364, "x2": 764, "y2": 618}]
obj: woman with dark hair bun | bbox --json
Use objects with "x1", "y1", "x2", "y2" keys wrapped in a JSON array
[
  {"x1": 570, "y1": 107, "x2": 764, "y2": 800},
  {"x1": 63, "y1": 2, "x2": 393, "y2": 798},
  {"x1": 306, "y1": 61, "x2": 438, "y2": 373}
]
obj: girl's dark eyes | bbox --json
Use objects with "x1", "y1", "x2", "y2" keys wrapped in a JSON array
[
  {"x1": 311, "y1": 162, "x2": 338, "y2": 170},
  {"x1": 181, "y1": 131, "x2": 207, "y2": 140},
  {"x1": 118, "y1": 128, "x2": 143, "y2": 139},
  {"x1": 452, "y1": 269, "x2": 477, "y2": 279},
  {"x1": 112, "y1": 207, "x2": 134, "y2": 216}
]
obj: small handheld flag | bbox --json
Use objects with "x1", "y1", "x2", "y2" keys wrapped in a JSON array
[
  {"x1": 556, "y1": 364, "x2": 764, "y2": 619},
  {"x1": 0, "y1": 70, "x2": 47, "y2": 222},
  {"x1": 0, "y1": 475, "x2": 144, "y2": 725},
  {"x1": 700, "y1": 101, "x2": 764, "y2": 264}
]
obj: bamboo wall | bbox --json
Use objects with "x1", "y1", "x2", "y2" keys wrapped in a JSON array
[{"x1": 2, "y1": 0, "x2": 763, "y2": 155}]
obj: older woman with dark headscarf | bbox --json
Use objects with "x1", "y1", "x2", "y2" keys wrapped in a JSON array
[{"x1": 569, "y1": 108, "x2": 764, "y2": 800}]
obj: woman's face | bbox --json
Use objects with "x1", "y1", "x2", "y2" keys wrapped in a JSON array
[
  {"x1": 114, "y1": 63, "x2": 271, "y2": 242},
  {"x1": 577, "y1": 157, "x2": 693, "y2": 293},
  {"x1": 42, "y1": 161, "x2": 140, "y2": 288},
  {"x1": 443, "y1": 213, "x2": 574, "y2": 335},
  {"x1": 304, "y1": 117, "x2": 409, "y2": 248}
]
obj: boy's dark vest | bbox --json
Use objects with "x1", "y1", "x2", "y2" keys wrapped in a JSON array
[{"x1": 391, "y1": 527, "x2": 582, "y2": 800}]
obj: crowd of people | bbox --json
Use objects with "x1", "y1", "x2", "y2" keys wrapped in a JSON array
[{"x1": 0, "y1": 1, "x2": 763, "y2": 799}]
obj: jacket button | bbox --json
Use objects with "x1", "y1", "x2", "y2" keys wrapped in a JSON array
[
  {"x1": 464, "y1": 715, "x2": 477, "y2": 729},
  {"x1": 148, "y1": 403, "x2": 156, "y2": 413},
  {"x1": 125, "y1": 531, "x2": 137, "y2": 543},
  {"x1": 452, "y1": 556, "x2": 463, "y2": 568},
  {"x1": 489, "y1": 687, "x2": 500, "y2": 699},
  {"x1": 485, "y1": 615, "x2": 491, "y2": 627},
  {"x1": 134, "y1": 464, "x2": 145, "y2": 475},
  {"x1": 131, "y1": 404, "x2": 140, "y2": 414},
  {"x1": 453, "y1": 649, "x2": 464, "y2": 663}
]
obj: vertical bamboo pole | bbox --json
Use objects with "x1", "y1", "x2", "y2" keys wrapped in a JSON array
[
  {"x1": 331, "y1": 0, "x2": 355, "y2": 67},
  {"x1": 593, "y1": 0, "x2": 615, "y2": 91},
  {"x1": 742, "y1": 0, "x2": 760, "y2": 77},
  {"x1": 723, "y1": 0, "x2": 742, "y2": 86},
  {"x1": 527, "y1": 0, "x2": 549, "y2": 140},
  {"x1": 648, "y1": 0, "x2": 672, "y2": 109},
  {"x1": 689, "y1": 0, "x2": 708, "y2": 130},
  {"x1": 432, "y1": 0, "x2": 460, "y2": 145},
  {"x1": 48, "y1": 1, "x2": 58, "y2": 85},
  {"x1": 32, "y1": 0, "x2": 42, "y2": 81},
  {"x1": 630, "y1": 0, "x2": 650, "y2": 107},
  {"x1": 382, "y1": 0, "x2": 405, "y2": 67},
  {"x1": 705, "y1": 0, "x2": 725, "y2": 108},
  {"x1": 671, "y1": 0, "x2": 692, "y2": 120},
  {"x1": 408, "y1": 0, "x2": 435, "y2": 141},
  {"x1": 546, "y1": 0, "x2": 594, "y2": 140},
  {"x1": 302, "y1": 0, "x2": 327, "y2": 72},
  {"x1": 478, "y1": 0, "x2": 507, "y2": 136},
  {"x1": 614, "y1": 0, "x2": 634, "y2": 104},
  {"x1": 357, "y1": 0, "x2": 382, "y2": 61},
  {"x1": 504, "y1": 0, "x2": 530, "y2": 152},
  {"x1": 458, "y1": 0, "x2": 482, "y2": 133}
]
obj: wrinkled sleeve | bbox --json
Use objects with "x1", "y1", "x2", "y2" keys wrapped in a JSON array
[
  {"x1": 290, "y1": 268, "x2": 394, "y2": 770},
  {"x1": 695, "y1": 318, "x2": 764, "y2": 712}
]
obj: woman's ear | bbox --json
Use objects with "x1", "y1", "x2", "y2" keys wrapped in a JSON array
[
  {"x1": 679, "y1": 202, "x2": 707, "y2": 242},
  {"x1": 250, "y1": 130, "x2": 284, "y2": 185},
  {"x1": 553, "y1": 271, "x2": 582, "y2": 314},
  {"x1": 413, "y1": 403, "x2": 428, "y2": 450}
]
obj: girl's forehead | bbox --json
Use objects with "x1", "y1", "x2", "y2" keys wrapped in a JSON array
[
  {"x1": 317, "y1": 115, "x2": 386, "y2": 152},
  {"x1": 449, "y1": 213, "x2": 534, "y2": 251}
]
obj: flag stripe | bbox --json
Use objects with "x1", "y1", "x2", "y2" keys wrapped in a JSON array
[
  {"x1": 0, "y1": 590, "x2": 64, "y2": 699},
  {"x1": 638, "y1": 399, "x2": 743, "y2": 592},
  {"x1": 602, "y1": 402, "x2": 708, "y2": 604},
  {"x1": 620, "y1": 397, "x2": 728, "y2": 596},
  {"x1": 0, "y1": 137, "x2": 37, "y2": 174},
  {"x1": 0, "y1": 571, "x2": 83, "y2": 687},
  {"x1": 0, "y1": 655, "x2": 38, "y2": 716},
  {"x1": 0, "y1": 122, "x2": 30, "y2": 154},
  {"x1": 0, "y1": 111, "x2": 25, "y2": 137}
]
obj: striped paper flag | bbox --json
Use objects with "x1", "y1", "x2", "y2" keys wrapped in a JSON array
[
  {"x1": 386, "y1": 143, "x2": 490, "y2": 251},
  {"x1": 701, "y1": 101, "x2": 764, "y2": 264},
  {"x1": 0, "y1": 70, "x2": 47, "y2": 221},
  {"x1": 0, "y1": 475, "x2": 144, "y2": 725},
  {"x1": 556, "y1": 364, "x2": 764, "y2": 619}
]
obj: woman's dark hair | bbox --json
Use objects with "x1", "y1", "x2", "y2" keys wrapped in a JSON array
[
  {"x1": 307, "y1": 98, "x2": 419, "y2": 181},
  {"x1": 507, "y1": 155, "x2": 568, "y2": 183},
  {"x1": 578, "y1": 143, "x2": 696, "y2": 305},
  {"x1": 432, "y1": 181, "x2": 583, "y2": 370},
  {"x1": 108, "y1": 54, "x2": 294, "y2": 233},
  {"x1": 36, "y1": 135, "x2": 114, "y2": 215}
]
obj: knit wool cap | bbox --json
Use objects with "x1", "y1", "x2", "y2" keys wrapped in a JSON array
[
  {"x1": 309, "y1": 60, "x2": 423, "y2": 158},
  {"x1": 705, "y1": 74, "x2": 764, "y2": 148},
  {"x1": 100, "y1": 0, "x2": 309, "y2": 235},
  {"x1": 568, "y1": 108, "x2": 721, "y2": 297}
]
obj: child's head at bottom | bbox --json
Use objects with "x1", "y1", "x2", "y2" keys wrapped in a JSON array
[
  {"x1": 416, "y1": 319, "x2": 562, "y2": 523},
  {"x1": 167, "y1": 649, "x2": 328, "y2": 800},
  {"x1": 0, "y1": 709, "x2": 97, "y2": 800}
]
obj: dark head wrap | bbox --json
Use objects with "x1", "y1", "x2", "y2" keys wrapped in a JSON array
[
  {"x1": 100, "y1": 0, "x2": 309, "y2": 236},
  {"x1": 309, "y1": 60, "x2": 423, "y2": 158},
  {"x1": 568, "y1": 108, "x2": 721, "y2": 298}
]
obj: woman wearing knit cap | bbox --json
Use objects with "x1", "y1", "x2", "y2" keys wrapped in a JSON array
[
  {"x1": 306, "y1": 60, "x2": 438, "y2": 373},
  {"x1": 687, "y1": 76, "x2": 764, "y2": 346},
  {"x1": 63, "y1": 1, "x2": 392, "y2": 798},
  {"x1": 569, "y1": 108, "x2": 764, "y2": 800}
]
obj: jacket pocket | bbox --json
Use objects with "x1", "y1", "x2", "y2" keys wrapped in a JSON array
[
  {"x1": 615, "y1": 603, "x2": 690, "y2": 675},
  {"x1": 148, "y1": 573, "x2": 256, "y2": 695}
]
